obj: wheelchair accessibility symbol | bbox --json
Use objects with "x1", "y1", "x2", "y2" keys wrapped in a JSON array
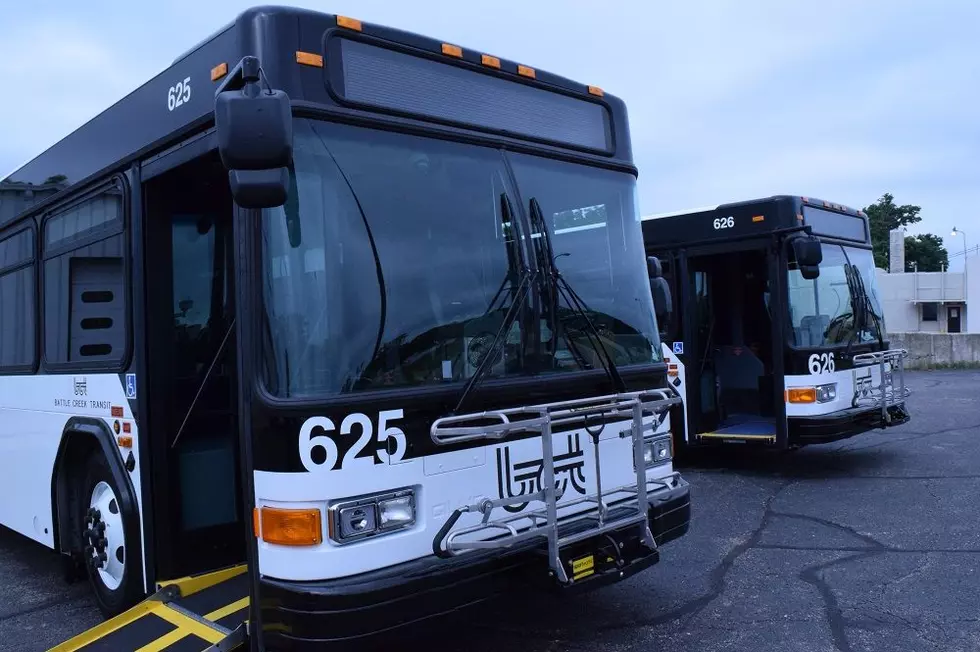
[{"x1": 672, "y1": 341, "x2": 684, "y2": 355}]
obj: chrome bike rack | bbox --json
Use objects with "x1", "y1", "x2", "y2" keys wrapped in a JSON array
[
  {"x1": 429, "y1": 388, "x2": 682, "y2": 585},
  {"x1": 852, "y1": 348, "x2": 911, "y2": 425}
]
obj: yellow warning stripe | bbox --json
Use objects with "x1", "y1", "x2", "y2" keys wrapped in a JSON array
[
  {"x1": 129, "y1": 603, "x2": 227, "y2": 651},
  {"x1": 134, "y1": 628, "x2": 195, "y2": 652},
  {"x1": 48, "y1": 599, "x2": 161, "y2": 651},
  {"x1": 697, "y1": 432, "x2": 776, "y2": 441},
  {"x1": 157, "y1": 564, "x2": 247, "y2": 597},
  {"x1": 51, "y1": 566, "x2": 248, "y2": 651},
  {"x1": 204, "y1": 596, "x2": 250, "y2": 623},
  {"x1": 153, "y1": 604, "x2": 225, "y2": 643}
]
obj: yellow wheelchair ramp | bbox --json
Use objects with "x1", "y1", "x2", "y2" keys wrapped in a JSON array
[{"x1": 49, "y1": 565, "x2": 249, "y2": 652}]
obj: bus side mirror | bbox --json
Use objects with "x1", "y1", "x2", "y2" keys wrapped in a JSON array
[
  {"x1": 648, "y1": 256, "x2": 673, "y2": 331},
  {"x1": 214, "y1": 56, "x2": 293, "y2": 209},
  {"x1": 791, "y1": 236, "x2": 822, "y2": 280}
]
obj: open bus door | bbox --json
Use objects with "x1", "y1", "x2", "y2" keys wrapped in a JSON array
[
  {"x1": 656, "y1": 243, "x2": 789, "y2": 451},
  {"x1": 51, "y1": 57, "x2": 291, "y2": 652}
]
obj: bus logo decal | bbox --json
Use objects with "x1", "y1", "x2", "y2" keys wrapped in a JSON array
[
  {"x1": 496, "y1": 433, "x2": 587, "y2": 513},
  {"x1": 125, "y1": 374, "x2": 137, "y2": 399},
  {"x1": 74, "y1": 377, "x2": 88, "y2": 396}
]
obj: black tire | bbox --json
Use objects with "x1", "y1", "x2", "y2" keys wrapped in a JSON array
[{"x1": 79, "y1": 451, "x2": 142, "y2": 618}]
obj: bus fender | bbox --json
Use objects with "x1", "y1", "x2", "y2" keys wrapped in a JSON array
[{"x1": 51, "y1": 417, "x2": 143, "y2": 586}]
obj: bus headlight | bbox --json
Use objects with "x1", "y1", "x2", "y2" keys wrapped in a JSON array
[
  {"x1": 329, "y1": 488, "x2": 416, "y2": 544},
  {"x1": 643, "y1": 435, "x2": 672, "y2": 467},
  {"x1": 379, "y1": 494, "x2": 416, "y2": 529},
  {"x1": 815, "y1": 383, "x2": 837, "y2": 403}
]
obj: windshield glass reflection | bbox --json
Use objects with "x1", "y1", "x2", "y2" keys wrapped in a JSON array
[
  {"x1": 260, "y1": 119, "x2": 660, "y2": 398},
  {"x1": 787, "y1": 243, "x2": 885, "y2": 348}
]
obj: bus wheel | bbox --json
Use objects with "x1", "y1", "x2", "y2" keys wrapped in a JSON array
[{"x1": 80, "y1": 452, "x2": 139, "y2": 618}]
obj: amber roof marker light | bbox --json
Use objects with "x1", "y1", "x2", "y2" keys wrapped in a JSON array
[{"x1": 337, "y1": 15, "x2": 362, "y2": 31}]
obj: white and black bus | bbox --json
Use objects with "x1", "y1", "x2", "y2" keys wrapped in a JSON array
[
  {"x1": 1, "y1": 6, "x2": 690, "y2": 650},
  {"x1": 641, "y1": 195, "x2": 911, "y2": 454}
]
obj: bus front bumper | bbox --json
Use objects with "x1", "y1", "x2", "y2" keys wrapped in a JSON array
[
  {"x1": 257, "y1": 478, "x2": 690, "y2": 649},
  {"x1": 789, "y1": 402, "x2": 910, "y2": 445}
]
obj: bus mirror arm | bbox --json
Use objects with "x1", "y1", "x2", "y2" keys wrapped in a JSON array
[{"x1": 214, "y1": 55, "x2": 294, "y2": 209}]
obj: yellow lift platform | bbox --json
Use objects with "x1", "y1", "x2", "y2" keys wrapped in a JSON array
[
  {"x1": 694, "y1": 417, "x2": 778, "y2": 444},
  {"x1": 50, "y1": 565, "x2": 249, "y2": 652}
]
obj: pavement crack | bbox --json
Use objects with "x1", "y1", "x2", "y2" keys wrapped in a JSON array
[
  {"x1": 0, "y1": 594, "x2": 80, "y2": 622},
  {"x1": 835, "y1": 420, "x2": 980, "y2": 454},
  {"x1": 754, "y1": 543, "x2": 980, "y2": 554},
  {"x1": 754, "y1": 544, "x2": 877, "y2": 553},
  {"x1": 768, "y1": 511, "x2": 889, "y2": 550},
  {"x1": 798, "y1": 551, "x2": 882, "y2": 652},
  {"x1": 842, "y1": 474, "x2": 980, "y2": 481},
  {"x1": 760, "y1": 511, "x2": 893, "y2": 652},
  {"x1": 597, "y1": 479, "x2": 796, "y2": 633}
]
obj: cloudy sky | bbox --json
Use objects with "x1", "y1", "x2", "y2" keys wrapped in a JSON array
[{"x1": 2, "y1": 1, "x2": 978, "y2": 267}]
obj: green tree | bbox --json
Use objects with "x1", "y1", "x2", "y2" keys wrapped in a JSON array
[
  {"x1": 864, "y1": 192, "x2": 922, "y2": 269},
  {"x1": 903, "y1": 233, "x2": 948, "y2": 272},
  {"x1": 864, "y1": 192, "x2": 949, "y2": 271}
]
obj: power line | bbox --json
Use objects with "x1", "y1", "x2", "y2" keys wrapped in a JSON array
[{"x1": 947, "y1": 245, "x2": 980, "y2": 259}]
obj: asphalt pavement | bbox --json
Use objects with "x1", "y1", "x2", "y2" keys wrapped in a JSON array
[{"x1": 2, "y1": 370, "x2": 977, "y2": 652}]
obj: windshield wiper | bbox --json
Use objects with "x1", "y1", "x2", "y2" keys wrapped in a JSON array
[
  {"x1": 842, "y1": 255, "x2": 886, "y2": 358},
  {"x1": 483, "y1": 194, "x2": 526, "y2": 316},
  {"x1": 853, "y1": 267, "x2": 885, "y2": 349},
  {"x1": 841, "y1": 263, "x2": 862, "y2": 358},
  {"x1": 529, "y1": 197, "x2": 627, "y2": 393},
  {"x1": 451, "y1": 194, "x2": 533, "y2": 416}
]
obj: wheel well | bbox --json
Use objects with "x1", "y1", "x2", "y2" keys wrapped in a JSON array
[
  {"x1": 52, "y1": 418, "x2": 145, "y2": 591},
  {"x1": 52, "y1": 431, "x2": 101, "y2": 556}
]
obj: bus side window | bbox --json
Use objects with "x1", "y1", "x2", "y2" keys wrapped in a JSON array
[
  {"x1": 0, "y1": 227, "x2": 36, "y2": 371},
  {"x1": 42, "y1": 183, "x2": 128, "y2": 367}
]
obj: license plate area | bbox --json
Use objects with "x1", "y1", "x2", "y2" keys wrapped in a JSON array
[{"x1": 557, "y1": 527, "x2": 656, "y2": 587}]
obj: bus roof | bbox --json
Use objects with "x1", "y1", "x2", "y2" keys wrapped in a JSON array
[
  {"x1": 2, "y1": 5, "x2": 631, "y2": 228},
  {"x1": 641, "y1": 195, "x2": 870, "y2": 250}
]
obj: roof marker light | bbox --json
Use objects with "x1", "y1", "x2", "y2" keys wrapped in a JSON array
[
  {"x1": 211, "y1": 63, "x2": 228, "y2": 81},
  {"x1": 442, "y1": 43, "x2": 463, "y2": 58},
  {"x1": 295, "y1": 51, "x2": 324, "y2": 68},
  {"x1": 588, "y1": 85, "x2": 604, "y2": 97},
  {"x1": 337, "y1": 15, "x2": 362, "y2": 31},
  {"x1": 752, "y1": 215, "x2": 765, "y2": 223},
  {"x1": 481, "y1": 54, "x2": 501, "y2": 69},
  {"x1": 517, "y1": 64, "x2": 536, "y2": 79}
]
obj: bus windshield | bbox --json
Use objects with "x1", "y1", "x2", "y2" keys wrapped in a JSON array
[
  {"x1": 259, "y1": 119, "x2": 660, "y2": 398},
  {"x1": 787, "y1": 243, "x2": 885, "y2": 348}
]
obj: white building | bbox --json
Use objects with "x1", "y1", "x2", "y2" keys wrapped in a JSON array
[{"x1": 875, "y1": 255, "x2": 980, "y2": 334}]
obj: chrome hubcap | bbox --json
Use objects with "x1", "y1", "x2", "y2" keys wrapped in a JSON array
[{"x1": 84, "y1": 481, "x2": 126, "y2": 591}]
